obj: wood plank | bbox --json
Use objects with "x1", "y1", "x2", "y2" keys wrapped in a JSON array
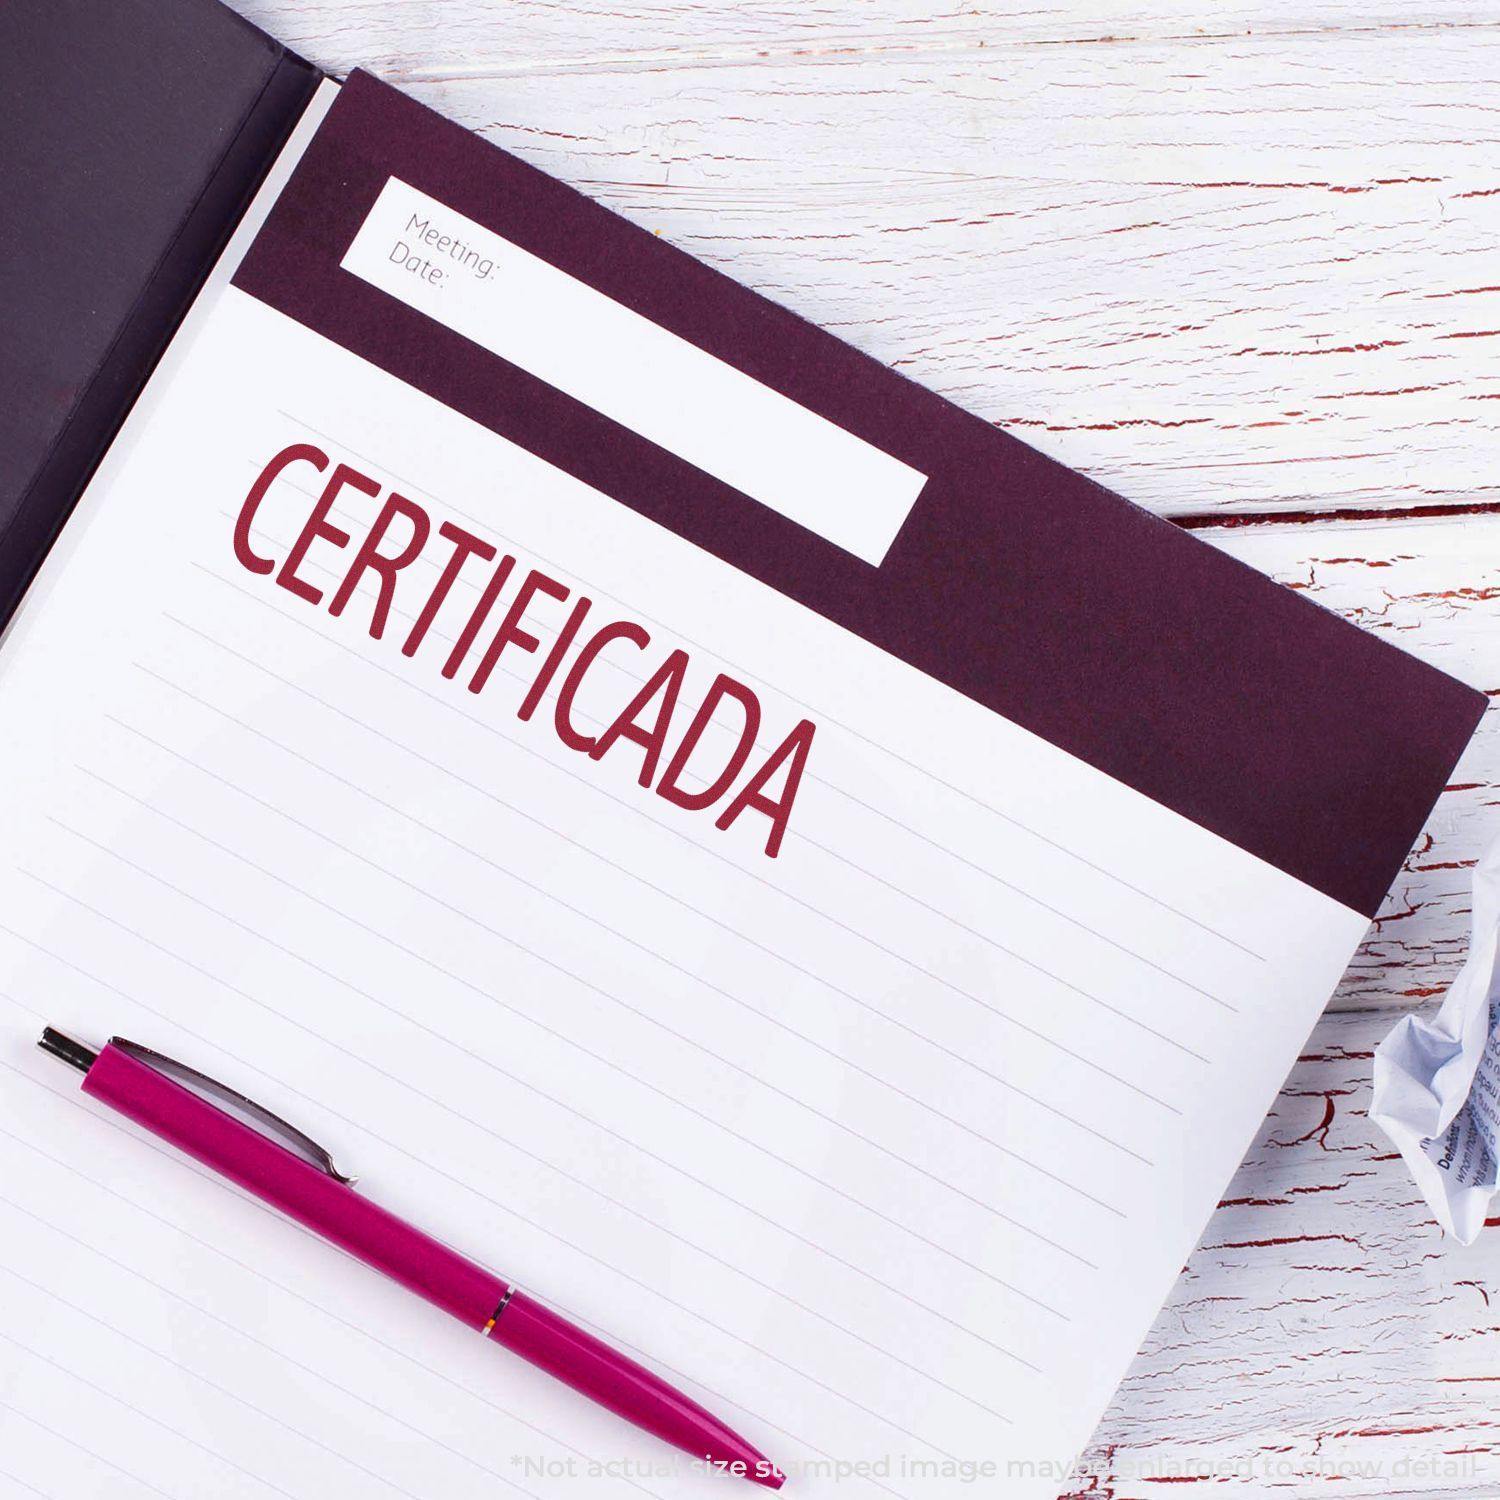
[
  {"x1": 242, "y1": 2, "x2": 1498, "y2": 75},
  {"x1": 231, "y1": 24, "x2": 1500, "y2": 521},
  {"x1": 1081, "y1": 1003, "x2": 1500, "y2": 1498}
]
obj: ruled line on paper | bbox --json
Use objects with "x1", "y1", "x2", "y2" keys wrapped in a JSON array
[
  {"x1": 8, "y1": 1210, "x2": 969, "y2": 1488},
  {"x1": 267, "y1": 419, "x2": 1264, "y2": 962},
  {"x1": 0, "y1": 1459, "x2": 52, "y2": 1500},
  {"x1": 189, "y1": 566, "x2": 1184, "y2": 1142},
  {"x1": 98, "y1": 725, "x2": 1148, "y2": 1199},
  {"x1": 39, "y1": 807, "x2": 1078, "y2": 1350},
  {"x1": 0, "y1": 1083, "x2": 670, "y2": 1500},
  {"x1": 0, "y1": 1403, "x2": 180, "y2": 1500},
  {"x1": 0, "y1": 1041, "x2": 857, "y2": 1493},
  {"x1": 0, "y1": 1310, "x2": 429, "y2": 1500},
  {"x1": 162, "y1": 604, "x2": 1207, "y2": 1087},
  {"x1": 138, "y1": 639, "x2": 1176, "y2": 1144},
  {"x1": 0, "y1": 1203, "x2": 545, "y2": 1500},
  {"x1": 95, "y1": 659, "x2": 1139, "y2": 1217},
  {"x1": 35, "y1": 660, "x2": 1128, "y2": 1302},
  {"x1": 0, "y1": 1343, "x2": 311, "y2": 1500},
  {"x1": 30, "y1": 815, "x2": 1075, "y2": 1336},
  {"x1": 0, "y1": 1156, "x2": 665, "y2": 1500},
  {"x1": 64, "y1": 767, "x2": 1116, "y2": 1250},
  {"x1": 0, "y1": 911, "x2": 1020, "y2": 1449},
  {"x1": 199, "y1": 558, "x2": 1204, "y2": 1111}
]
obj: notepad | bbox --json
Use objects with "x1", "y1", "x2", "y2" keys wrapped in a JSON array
[{"x1": 0, "y1": 71, "x2": 1484, "y2": 1500}]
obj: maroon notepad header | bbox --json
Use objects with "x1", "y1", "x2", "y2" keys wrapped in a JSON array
[{"x1": 233, "y1": 71, "x2": 1484, "y2": 918}]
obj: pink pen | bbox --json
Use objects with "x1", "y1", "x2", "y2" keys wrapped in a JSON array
[{"x1": 39, "y1": 1028, "x2": 784, "y2": 1489}]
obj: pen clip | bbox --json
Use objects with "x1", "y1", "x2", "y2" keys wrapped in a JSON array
[{"x1": 111, "y1": 1037, "x2": 357, "y2": 1184}]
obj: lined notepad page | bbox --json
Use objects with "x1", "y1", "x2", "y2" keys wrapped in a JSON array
[{"x1": 0, "y1": 94, "x2": 1368, "y2": 1500}]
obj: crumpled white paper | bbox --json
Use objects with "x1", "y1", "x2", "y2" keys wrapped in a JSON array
[{"x1": 1371, "y1": 835, "x2": 1500, "y2": 1243}]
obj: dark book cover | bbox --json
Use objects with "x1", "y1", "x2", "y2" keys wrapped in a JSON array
[{"x1": 0, "y1": 0, "x2": 319, "y2": 630}]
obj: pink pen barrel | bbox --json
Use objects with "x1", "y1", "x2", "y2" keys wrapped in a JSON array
[
  {"x1": 491, "y1": 1293, "x2": 784, "y2": 1489},
  {"x1": 81, "y1": 1040, "x2": 506, "y2": 1325},
  {"x1": 73, "y1": 1038, "x2": 783, "y2": 1487}
]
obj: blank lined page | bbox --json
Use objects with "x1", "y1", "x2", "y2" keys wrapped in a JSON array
[{"x1": 0, "y1": 83, "x2": 1373, "y2": 1500}]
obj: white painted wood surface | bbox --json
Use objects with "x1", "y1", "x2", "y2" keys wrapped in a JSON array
[
  {"x1": 1086, "y1": 1006, "x2": 1500, "y2": 1499},
  {"x1": 234, "y1": 3, "x2": 1500, "y2": 1491}
]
